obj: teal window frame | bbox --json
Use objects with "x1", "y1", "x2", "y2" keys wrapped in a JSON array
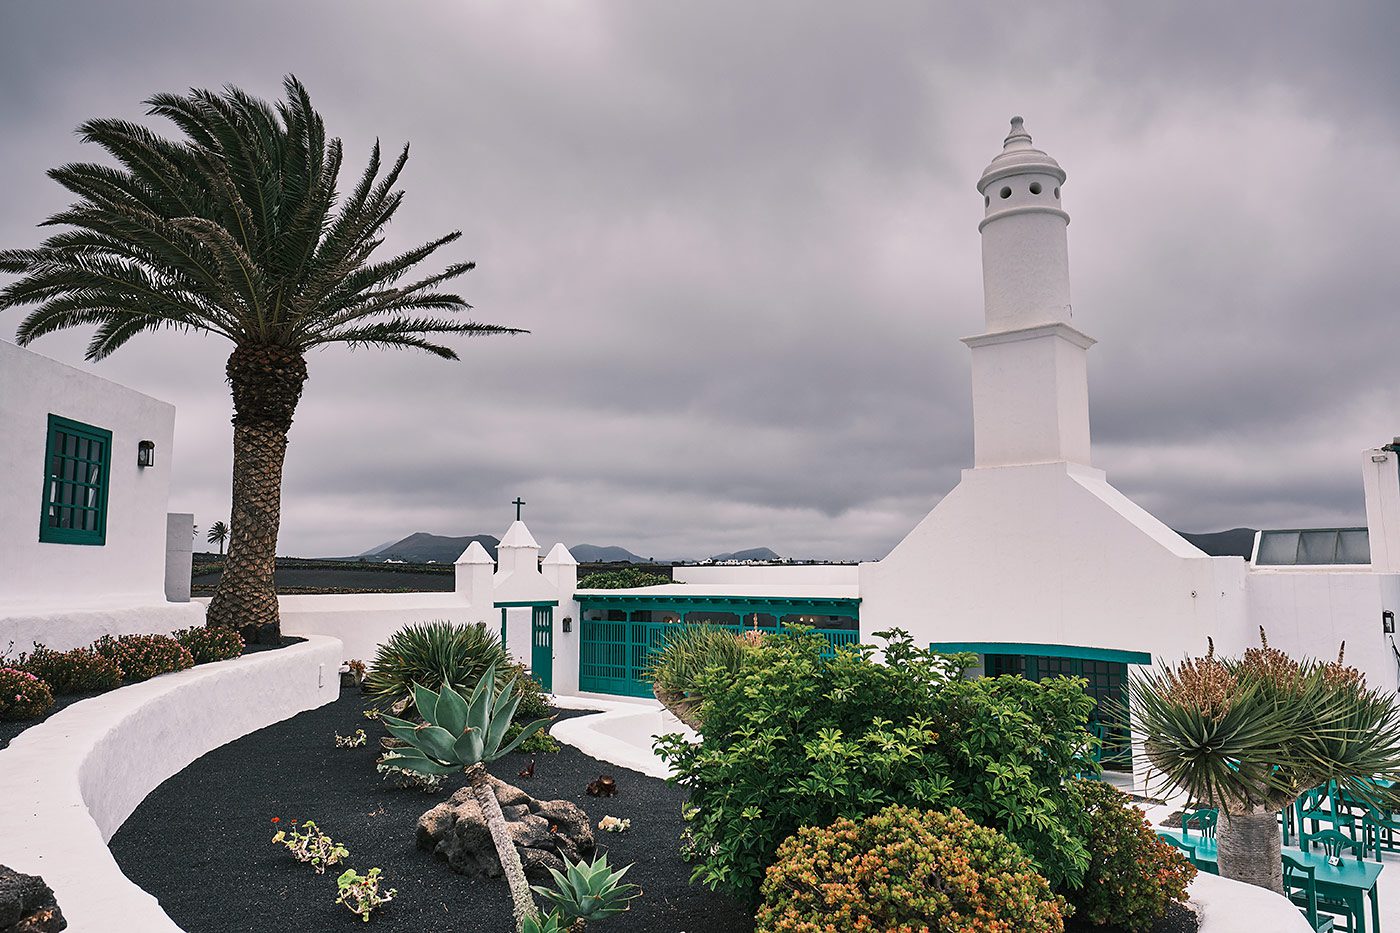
[{"x1": 39, "y1": 414, "x2": 112, "y2": 546}]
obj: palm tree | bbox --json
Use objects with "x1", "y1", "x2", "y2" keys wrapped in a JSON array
[
  {"x1": 1132, "y1": 631, "x2": 1400, "y2": 893},
  {"x1": 0, "y1": 76, "x2": 523, "y2": 642},
  {"x1": 207, "y1": 520, "x2": 229, "y2": 556}
]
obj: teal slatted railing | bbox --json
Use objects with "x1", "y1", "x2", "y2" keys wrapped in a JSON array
[{"x1": 578, "y1": 621, "x2": 859, "y2": 698}]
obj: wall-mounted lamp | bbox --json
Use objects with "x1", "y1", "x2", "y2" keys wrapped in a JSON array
[
  {"x1": 562, "y1": 616, "x2": 572, "y2": 633},
  {"x1": 137, "y1": 440, "x2": 155, "y2": 468},
  {"x1": 1385, "y1": 610, "x2": 1395, "y2": 635}
]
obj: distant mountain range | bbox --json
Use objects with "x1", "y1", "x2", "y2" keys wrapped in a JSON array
[
  {"x1": 359, "y1": 532, "x2": 500, "y2": 564},
  {"x1": 1176, "y1": 527, "x2": 1257, "y2": 559},
  {"x1": 570, "y1": 544, "x2": 652, "y2": 563},
  {"x1": 344, "y1": 528, "x2": 1258, "y2": 566},
  {"x1": 710, "y1": 546, "x2": 782, "y2": 562}
]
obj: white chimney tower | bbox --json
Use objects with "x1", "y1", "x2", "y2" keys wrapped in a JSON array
[{"x1": 964, "y1": 117, "x2": 1094, "y2": 468}]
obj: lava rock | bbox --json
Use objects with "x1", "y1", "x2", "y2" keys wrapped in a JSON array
[
  {"x1": 0, "y1": 866, "x2": 66, "y2": 932},
  {"x1": 416, "y1": 775, "x2": 594, "y2": 879}
]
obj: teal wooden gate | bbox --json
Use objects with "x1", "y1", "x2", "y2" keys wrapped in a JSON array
[
  {"x1": 578, "y1": 619, "x2": 859, "y2": 698},
  {"x1": 531, "y1": 605, "x2": 553, "y2": 692}
]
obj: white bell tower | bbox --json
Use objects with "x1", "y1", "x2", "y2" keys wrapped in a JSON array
[{"x1": 964, "y1": 117, "x2": 1094, "y2": 468}]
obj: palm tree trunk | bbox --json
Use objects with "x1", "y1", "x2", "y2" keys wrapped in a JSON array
[
  {"x1": 205, "y1": 345, "x2": 306, "y2": 644},
  {"x1": 1217, "y1": 803, "x2": 1283, "y2": 894},
  {"x1": 466, "y1": 764, "x2": 539, "y2": 932}
]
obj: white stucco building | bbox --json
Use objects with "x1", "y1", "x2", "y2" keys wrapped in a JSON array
[
  {"x1": 270, "y1": 119, "x2": 1398, "y2": 788},
  {"x1": 0, "y1": 340, "x2": 204, "y2": 652}
]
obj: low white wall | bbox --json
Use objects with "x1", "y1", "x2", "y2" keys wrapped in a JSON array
[
  {"x1": 1, "y1": 601, "x2": 206, "y2": 655},
  {"x1": 673, "y1": 564, "x2": 860, "y2": 586},
  {"x1": 277, "y1": 593, "x2": 492, "y2": 666},
  {"x1": 1187, "y1": 866, "x2": 1311, "y2": 932},
  {"x1": 0, "y1": 635, "x2": 342, "y2": 932}
]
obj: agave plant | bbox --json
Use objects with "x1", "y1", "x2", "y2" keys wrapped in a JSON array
[
  {"x1": 520, "y1": 912, "x2": 566, "y2": 933},
  {"x1": 380, "y1": 665, "x2": 551, "y2": 931},
  {"x1": 365, "y1": 620, "x2": 510, "y2": 709},
  {"x1": 531, "y1": 853, "x2": 641, "y2": 930},
  {"x1": 1132, "y1": 631, "x2": 1400, "y2": 893}
]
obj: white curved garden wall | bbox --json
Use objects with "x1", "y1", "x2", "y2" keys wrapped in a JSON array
[{"x1": 0, "y1": 635, "x2": 342, "y2": 932}]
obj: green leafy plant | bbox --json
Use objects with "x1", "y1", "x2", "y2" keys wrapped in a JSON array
[
  {"x1": 576, "y1": 568, "x2": 670, "y2": 589},
  {"x1": 335, "y1": 728, "x2": 367, "y2": 748},
  {"x1": 520, "y1": 913, "x2": 566, "y2": 933},
  {"x1": 646, "y1": 624, "x2": 756, "y2": 730},
  {"x1": 1131, "y1": 630, "x2": 1400, "y2": 892},
  {"x1": 173, "y1": 625, "x2": 244, "y2": 664},
  {"x1": 271, "y1": 818, "x2": 348, "y2": 874},
  {"x1": 92, "y1": 633, "x2": 193, "y2": 682},
  {"x1": 17, "y1": 644, "x2": 122, "y2": 694},
  {"x1": 0, "y1": 667, "x2": 55, "y2": 721},
  {"x1": 531, "y1": 853, "x2": 642, "y2": 928},
  {"x1": 756, "y1": 805, "x2": 1067, "y2": 932},
  {"x1": 366, "y1": 620, "x2": 511, "y2": 706},
  {"x1": 378, "y1": 666, "x2": 551, "y2": 931},
  {"x1": 1066, "y1": 778, "x2": 1195, "y2": 931},
  {"x1": 335, "y1": 867, "x2": 396, "y2": 922},
  {"x1": 512, "y1": 727, "x2": 561, "y2": 754},
  {"x1": 656, "y1": 629, "x2": 1093, "y2": 901}
]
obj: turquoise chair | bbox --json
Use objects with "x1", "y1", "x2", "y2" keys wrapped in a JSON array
[
  {"x1": 1301, "y1": 782, "x2": 1360, "y2": 840},
  {"x1": 1361, "y1": 805, "x2": 1400, "y2": 860},
  {"x1": 1158, "y1": 834, "x2": 1215, "y2": 875},
  {"x1": 1283, "y1": 853, "x2": 1337, "y2": 932},
  {"x1": 1307, "y1": 830, "x2": 1363, "y2": 932},
  {"x1": 1182, "y1": 807, "x2": 1218, "y2": 840}
]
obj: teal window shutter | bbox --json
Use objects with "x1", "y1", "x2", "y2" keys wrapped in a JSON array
[{"x1": 39, "y1": 414, "x2": 112, "y2": 546}]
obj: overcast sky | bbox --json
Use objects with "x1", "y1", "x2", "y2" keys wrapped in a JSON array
[{"x1": 3, "y1": 2, "x2": 1398, "y2": 560}]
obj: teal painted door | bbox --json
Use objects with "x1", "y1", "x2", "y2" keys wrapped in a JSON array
[{"x1": 531, "y1": 605, "x2": 553, "y2": 692}]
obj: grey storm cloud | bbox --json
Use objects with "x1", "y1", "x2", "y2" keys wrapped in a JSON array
[{"x1": 2, "y1": 2, "x2": 1398, "y2": 560}]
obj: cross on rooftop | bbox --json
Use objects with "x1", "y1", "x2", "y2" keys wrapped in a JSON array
[{"x1": 512, "y1": 497, "x2": 526, "y2": 521}]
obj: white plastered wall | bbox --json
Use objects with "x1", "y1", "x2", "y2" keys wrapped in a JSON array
[
  {"x1": 859, "y1": 461, "x2": 1249, "y2": 663},
  {"x1": 0, "y1": 340, "x2": 205, "y2": 650},
  {"x1": 1246, "y1": 570, "x2": 1400, "y2": 693}
]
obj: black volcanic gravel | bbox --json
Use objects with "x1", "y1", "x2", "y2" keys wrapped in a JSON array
[{"x1": 109, "y1": 693, "x2": 755, "y2": 933}]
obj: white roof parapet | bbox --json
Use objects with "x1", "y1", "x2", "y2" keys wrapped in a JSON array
[
  {"x1": 455, "y1": 540, "x2": 495, "y2": 565},
  {"x1": 542, "y1": 543, "x2": 578, "y2": 566},
  {"x1": 498, "y1": 520, "x2": 540, "y2": 549}
]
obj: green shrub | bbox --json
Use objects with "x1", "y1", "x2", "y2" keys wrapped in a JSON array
[
  {"x1": 1066, "y1": 778, "x2": 1195, "y2": 931},
  {"x1": 577, "y1": 568, "x2": 670, "y2": 589},
  {"x1": 365, "y1": 621, "x2": 509, "y2": 706},
  {"x1": 646, "y1": 624, "x2": 754, "y2": 696},
  {"x1": 174, "y1": 626, "x2": 245, "y2": 664},
  {"x1": 0, "y1": 667, "x2": 55, "y2": 721},
  {"x1": 756, "y1": 805, "x2": 1067, "y2": 933},
  {"x1": 656, "y1": 629, "x2": 1094, "y2": 901},
  {"x1": 93, "y1": 634, "x2": 194, "y2": 682},
  {"x1": 17, "y1": 644, "x2": 123, "y2": 694}
]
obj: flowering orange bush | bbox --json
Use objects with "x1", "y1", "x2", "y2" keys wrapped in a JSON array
[
  {"x1": 755, "y1": 805, "x2": 1066, "y2": 933},
  {"x1": 1066, "y1": 778, "x2": 1195, "y2": 931}
]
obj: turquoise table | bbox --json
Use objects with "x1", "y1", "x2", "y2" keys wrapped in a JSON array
[{"x1": 1156, "y1": 828, "x2": 1384, "y2": 933}]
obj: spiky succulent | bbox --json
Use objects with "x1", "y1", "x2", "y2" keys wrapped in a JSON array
[
  {"x1": 378, "y1": 664, "x2": 550, "y2": 775},
  {"x1": 531, "y1": 853, "x2": 641, "y2": 924}
]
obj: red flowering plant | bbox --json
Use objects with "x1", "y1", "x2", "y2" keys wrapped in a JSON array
[
  {"x1": 756, "y1": 805, "x2": 1067, "y2": 932},
  {"x1": 93, "y1": 634, "x2": 193, "y2": 682},
  {"x1": 16, "y1": 644, "x2": 122, "y2": 694},
  {"x1": 173, "y1": 626, "x2": 244, "y2": 664},
  {"x1": 0, "y1": 667, "x2": 54, "y2": 721}
]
